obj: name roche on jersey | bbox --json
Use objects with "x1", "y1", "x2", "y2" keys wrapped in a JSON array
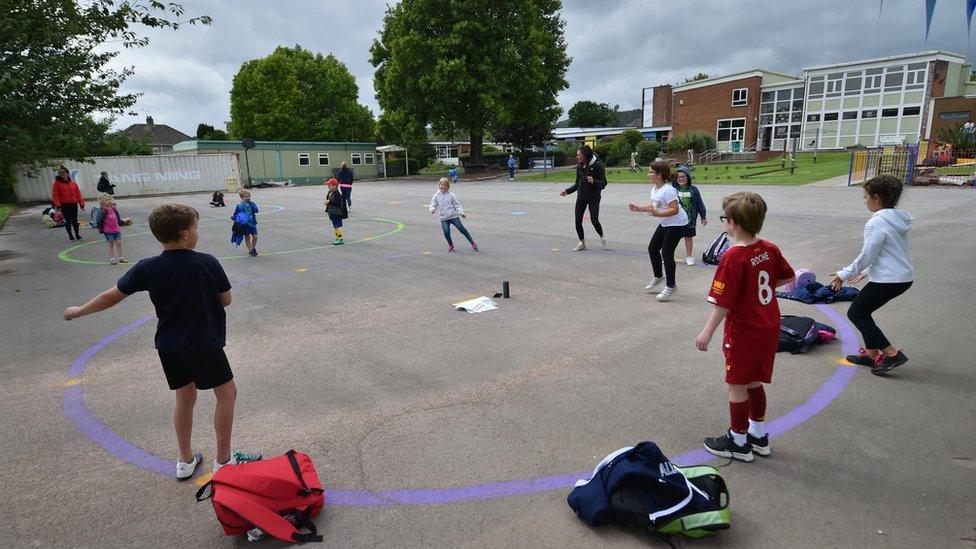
[{"x1": 750, "y1": 251, "x2": 770, "y2": 267}]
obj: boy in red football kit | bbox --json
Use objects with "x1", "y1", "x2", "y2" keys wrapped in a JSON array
[{"x1": 696, "y1": 192, "x2": 795, "y2": 462}]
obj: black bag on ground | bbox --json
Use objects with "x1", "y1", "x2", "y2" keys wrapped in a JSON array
[{"x1": 778, "y1": 315, "x2": 836, "y2": 354}]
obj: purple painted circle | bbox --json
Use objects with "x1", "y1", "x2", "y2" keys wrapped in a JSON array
[{"x1": 63, "y1": 248, "x2": 859, "y2": 506}]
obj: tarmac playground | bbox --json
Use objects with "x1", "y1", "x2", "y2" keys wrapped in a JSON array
[{"x1": 0, "y1": 178, "x2": 974, "y2": 547}]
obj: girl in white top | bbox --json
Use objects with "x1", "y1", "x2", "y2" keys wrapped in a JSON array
[
  {"x1": 828, "y1": 175, "x2": 914, "y2": 376},
  {"x1": 628, "y1": 162, "x2": 689, "y2": 301},
  {"x1": 430, "y1": 178, "x2": 478, "y2": 252}
]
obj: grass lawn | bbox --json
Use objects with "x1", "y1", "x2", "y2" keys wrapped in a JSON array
[
  {"x1": 0, "y1": 204, "x2": 14, "y2": 229},
  {"x1": 520, "y1": 152, "x2": 852, "y2": 185}
]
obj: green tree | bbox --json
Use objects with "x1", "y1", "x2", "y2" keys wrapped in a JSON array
[
  {"x1": 683, "y1": 72, "x2": 710, "y2": 83},
  {"x1": 196, "y1": 123, "x2": 228, "y2": 141},
  {"x1": 370, "y1": 0, "x2": 570, "y2": 167},
  {"x1": 567, "y1": 100, "x2": 618, "y2": 127},
  {"x1": 937, "y1": 122, "x2": 976, "y2": 149},
  {"x1": 636, "y1": 140, "x2": 662, "y2": 164},
  {"x1": 229, "y1": 46, "x2": 375, "y2": 142},
  {"x1": 618, "y1": 129, "x2": 644, "y2": 150},
  {"x1": 0, "y1": 1, "x2": 210, "y2": 184},
  {"x1": 493, "y1": 123, "x2": 553, "y2": 152}
]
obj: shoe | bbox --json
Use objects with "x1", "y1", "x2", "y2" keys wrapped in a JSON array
[
  {"x1": 176, "y1": 452, "x2": 203, "y2": 481},
  {"x1": 747, "y1": 433, "x2": 771, "y2": 457},
  {"x1": 213, "y1": 450, "x2": 263, "y2": 473},
  {"x1": 109, "y1": 257, "x2": 118, "y2": 265},
  {"x1": 685, "y1": 256, "x2": 695, "y2": 266},
  {"x1": 118, "y1": 257, "x2": 128, "y2": 263},
  {"x1": 656, "y1": 286, "x2": 677, "y2": 302},
  {"x1": 703, "y1": 430, "x2": 754, "y2": 462},
  {"x1": 75, "y1": 234, "x2": 82, "y2": 240},
  {"x1": 68, "y1": 236, "x2": 75, "y2": 242},
  {"x1": 448, "y1": 245, "x2": 456, "y2": 252},
  {"x1": 871, "y1": 350, "x2": 908, "y2": 376},
  {"x1": 332, "y1": 238, "x2": 342, "y2": 245},
  {"x1": 845, "y1": 348, "x2": 881, "y2": 367},
  {"x1": 601, "y1": 237, "x2": 608, "y2": 248},
  {"x1": 644, "y1": 277, "x2": 665, "y2": 292},
  {"x1": 572, "y1": 241, "x2": 586, "y2": 251},
  {"x1": 471, "y1": 242, "x2": 479, "y2": 251}
]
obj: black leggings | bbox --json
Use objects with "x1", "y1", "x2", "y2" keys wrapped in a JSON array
[
  {"x1": 574, "y1": 199, "x2": 603, "y2": 241},
  {"x1": 846, "y1": 281, "x2": 912, "y2": 350},
  {"x1": 61, "y1": 203, "x2": 80, "y2": 238},
  {"x1": 648, "y1": 224, "x2": 683, "y2": 287}
]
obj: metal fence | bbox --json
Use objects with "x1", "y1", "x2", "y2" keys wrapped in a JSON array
[
  {"x1": 848, "y1": 146, "x2": 916, "y2": 186},
  {"x1": 913, "y1": 147, "x2": 976, "y2": 186}
]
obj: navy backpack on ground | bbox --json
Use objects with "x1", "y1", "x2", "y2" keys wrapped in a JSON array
[{"x1": 778, "y1": 315, "x2": 837, "y2": 354}]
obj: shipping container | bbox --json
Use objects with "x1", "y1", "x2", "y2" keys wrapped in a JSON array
[{"x1": 14, "y1": 154, "x2": 241, "y2": 203}]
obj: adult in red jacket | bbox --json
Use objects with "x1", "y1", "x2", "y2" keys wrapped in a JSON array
[{"x1": 51, "y1": 165, "x2": 85, "y2": 241}]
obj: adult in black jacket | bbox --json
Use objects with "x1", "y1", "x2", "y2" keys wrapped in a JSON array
[
  {"x1": 97, "y1": 171, "x2": 115, "y2": 195},
  {"x1": 560, "y1": 145, "x2": 607, "y2": 251}
]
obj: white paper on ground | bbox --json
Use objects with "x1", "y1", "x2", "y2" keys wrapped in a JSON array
[{"x1": 452, "y1": 296, "x2": 498, "y2": 313}]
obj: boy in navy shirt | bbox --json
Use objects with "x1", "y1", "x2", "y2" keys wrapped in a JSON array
[{"x1": 64, "y1": 204, "x2": 260, "y2": 479}]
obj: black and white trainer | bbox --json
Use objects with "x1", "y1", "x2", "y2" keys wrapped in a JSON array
[
  {"x1": 872, "y1": 350, "x2": 908, "y2": 376},
  {"x1": 703, "y1": 430, "x2": 754, "y2": 462},
  {"x1": 747, "y1": 433, "x2": 771, "y2": 457}
]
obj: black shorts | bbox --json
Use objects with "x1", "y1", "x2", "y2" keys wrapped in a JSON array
[
  {"x1": 157, "y1": 348, "x2": 234, "y2": 390},
  {"x1": 682, "y1": 223, "x2": 697, "y2": 238}
]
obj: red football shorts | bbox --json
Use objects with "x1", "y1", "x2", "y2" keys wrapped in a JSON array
[{"x1": 724, "y1": 351, "x2": 774, "y2": 385}]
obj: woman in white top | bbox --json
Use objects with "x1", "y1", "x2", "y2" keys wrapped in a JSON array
[
  {"x1": 828, "y1": 175, "x2": 914, "y2": 376},
  {"x1": 628, "y1": 162, "x2": 689, "y2": 302}
]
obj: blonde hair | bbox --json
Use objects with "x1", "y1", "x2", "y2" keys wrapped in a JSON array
[
  {"x1": 438, "y1": 177, "x2": 451, "y2": 188},
  {"x1": 238, "y1": 189, "x2": 250, "y2": 198},
  {"x1": 721, "y1": 191, "x2": 768, "y2": 236},
  {"x1": 97, "y1": 192, "x2": 113, "y2": 205}
]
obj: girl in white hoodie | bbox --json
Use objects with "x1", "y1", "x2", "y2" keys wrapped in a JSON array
[
  {"x1": 829, "y1": 175, "x2": 914, "y2": 376},
  {"x1": 430, "y1": 178, "x2": 478, "y2": 252}
]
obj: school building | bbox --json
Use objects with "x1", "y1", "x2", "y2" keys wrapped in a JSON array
[
  {"x1": 171, "y1": 140, "x2": 380, "y2": 185},
  {"x1": 641, "y1": 50, "x2": 975, "y2": 153}
]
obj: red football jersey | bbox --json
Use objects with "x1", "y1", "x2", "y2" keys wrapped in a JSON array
[{"x1": 707, "y1": 240, "x2": 795, "y2": 359}]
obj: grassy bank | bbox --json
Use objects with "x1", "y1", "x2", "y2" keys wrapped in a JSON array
[
  {"x1": 520, "y1": 152, "x2": 851, "y2": 185},
  {"x1": 0, "y1": 204, "x2": 14, "y2": 229}
]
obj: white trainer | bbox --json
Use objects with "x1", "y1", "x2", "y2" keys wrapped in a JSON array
[
  {"x1": 212, "y1": 450, "x2": 263, "y2": 473},
  {"x1": 572, "y1": 241, "x2": 586, "y2": 251},
  {"x1": 644, "y1": 277, "x2": 665, "y2": 292},
  {"x1": 656, "y1": 286, "x2": 678, "y2": 302},
  {"x1": 109, "y1": 257, "x2": 118, "y2": 265},
  {"x1": 176, "y1": 451, "x2": 202, "y2": 481},
  {"x1": 685, "y1": 256, "x2": 695, "y2": 266},
  {"x1": 601, "y1": 237, "x2": 608, "y2": 248}
]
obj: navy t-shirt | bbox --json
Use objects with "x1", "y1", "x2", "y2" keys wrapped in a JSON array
[{"x1": 117, "y1": 249, "x2": 232, "y2": 351}]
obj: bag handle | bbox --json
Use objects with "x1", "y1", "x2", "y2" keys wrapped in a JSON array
[
  {"x1": 217, "y1": 490, "x2": 323, "y2": 543},
  {"x1": 285, "y1": 450, "x2": 324, "y2": 496}
]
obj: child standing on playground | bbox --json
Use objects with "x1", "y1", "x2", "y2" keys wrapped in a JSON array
[
  {"x1": 696, "y1": 191, "x2": 795, "y2": 462},
  {"x1": 232, "y1": 189, "x2": 259, "y2": 257},
  {"x1": 94, "y1": 193, "x2": 126, "y2": 265},
  {"x1": 430, "y1": 178, "x2": 478, "y2": 252},
  {"x1": 828, "y1": 175, "x2": 914, "y2": 376},
  {"x1": 324, "y1": 178, "x2": 348, "y2": 245},
  {"x1": 629, "y1": 162, "x2": 688, "y2": 302},
  {"x1": 63, "y1": 204, "x2": 261, "y2": 478},
  {"x1": 449, "y1": 165, "x2": 459, "y2": 185},
  {"x1": 673, "y1": 165, "x2": 708, "y2": 266}
]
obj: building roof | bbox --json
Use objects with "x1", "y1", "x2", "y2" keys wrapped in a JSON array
[
  {"x1": 803, "y1": 50, "x2": 966, "y2": 72},
  {"x1": 672, "y1": 69, "x2": 800, "y2": 92},
  {"x1": 553, "y1": 126, "x2": 671, "y2": 139},
  {"x1": 122, "y1": 122, "x2": 191, "y2": 146},
  {"x1": 173, "y1": 140, "x2": 377, "y2": 152}
]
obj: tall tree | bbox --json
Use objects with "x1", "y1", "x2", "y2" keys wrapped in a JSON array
[
  {"x1": 370, "y1": 0, "x2": 570, "y2": 167},
  {"x1": 567, "y1": 101, "x2": 618, "y2": 127},
  {"x1": 493, "y1": 123, "x2": 553, "y2": 152},
  {"x1": 196, "y1": 123, "x2": 228, "y2": 141},
  {"x1": 0, "y1": 1, "x2": 210, "y2": 183},
  {"x1": 228, "y1": 46, "x2": 375, "y2": 142}
]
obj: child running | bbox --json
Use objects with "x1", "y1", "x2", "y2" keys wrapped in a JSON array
[
  {"x1": 430, "y1": 177, "x2": 478, "y2": 252},
  {"x1": 828, "y1": 175, "x2": 914, "y2": 376},
  {"x1": 673, "y1": 165, "x2": 708, "y2": 266},
  {"x1": 324, "y1": 178, "x2": 348, "y2": 245},
  {"x1": 629, "y1": 162, "x2": 688, "y2": 302},
  {"x1": 63, "y1": 204, "x2": 260, "y2": 478},
  {"x1": 696, "y1": 192, "x2": 794, "y2": 462},
  {"x1": 232, "y1": 189, "x2": 259, "y2": 257},
  {"x1": 93, "y1": 193, "x2": 126, "y2": 265}
]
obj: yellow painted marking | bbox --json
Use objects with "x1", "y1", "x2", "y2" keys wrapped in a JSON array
[
  {"x1": 551, "y1": 247, "x2": 560, "y2": 251},
  {"x1": 421, "y1": 251, "x2": 432, "y2": 255},
  {"x1": 837, "y1": 358, "x2": 856, "y2": 367},
  {"x1": 295, "y1": 268, "x2": 308, "y2": 273},
  {"x1": 194, "y1": 472, "x2": 214, "y2": 486},
  {"x1": 65, "y1": 379, "x2": 82, "y2": 387},
  {"x1": 389, "y1": 201, "x2": 402, "y2": 205}
]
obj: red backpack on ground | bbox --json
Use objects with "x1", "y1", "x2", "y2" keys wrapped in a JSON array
[{"x1": 195, "y1": 450, "x2": 325, "y2": 543}]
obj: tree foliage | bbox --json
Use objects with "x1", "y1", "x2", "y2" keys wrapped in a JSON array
[
  {"x1": 229, "y1": 46, "x2": 375, "y2": 142},
  {"x1": 196, "y1": 123, "x2": 228, "y2": 141},
  {"x1": 683, "y1": 72, "x2": 710, "y2": 83},
  {"x1": 936, "y1": 122, "x2": 976, "y2": 149},
  {"x1": 636, "y1": 140, "x2": 663, "y2": 164},
  {"x1": 370, "y1": 0, "x2": 570, "y2": 166},
  {"x1": 618, "y1": 129, "x2": 644, "y2": 151},
  {"x1": 567, "y1": 100, "x2": 618, "y2": 127},
  {"x1": 0, "y1": 1, "x2": 210, "y2": 183},
  {"x1": 665, "y1": 131, "x2": 716, "y2": 154},
  {"x1": 493, "y1": 123, "x2": 553, "y2": 152}
]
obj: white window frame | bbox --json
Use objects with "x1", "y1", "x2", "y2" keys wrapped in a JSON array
[
  {"x1": 731, "y1": 88, "x2": 748, "y2": 107},
  {"x1": 864, "y1": 68, "x2": 883, "y2": 93},
  {"x1": 351, "y1": 153, "x2": 362, "y2": 165},
  {"x1": 317, "y1": 153, "x2": 330, "y2": 166},
  {"x1": 716, "y1": 118, "x2": 746, "y2": 142},
  {"x1": 298, "y1": 153, "x2": 310, "y2": 167},
  {"x1": 364, "y1": 153, "x2": 375, "y2": 165}
]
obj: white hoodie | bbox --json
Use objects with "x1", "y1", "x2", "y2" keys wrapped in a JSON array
[
  {"x1": 430, "y1": 190, "x2": 463, "y2": 220},
  {"x1": 838, "y1": 208, "x2": 915, "y2": 283}
]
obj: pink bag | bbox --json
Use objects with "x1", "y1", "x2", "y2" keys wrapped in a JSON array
[{"x1": 783, "y1": 268, "x2": 815, "y2": 293}]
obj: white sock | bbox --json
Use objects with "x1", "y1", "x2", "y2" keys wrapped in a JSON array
[
  {"x1": 748, "y1": 419, "x2": 765, "y2": 438},
  {"x1": 730, "y1": 430, "x2": 747, "y2": 446}
]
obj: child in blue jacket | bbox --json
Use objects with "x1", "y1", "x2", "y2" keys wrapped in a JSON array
[
  {"x1": 673, "y1": 165, "x2": 707, "y2": 266},
  {"x1": 232, "y1": 190, "x2": 259, "y2": 257}
]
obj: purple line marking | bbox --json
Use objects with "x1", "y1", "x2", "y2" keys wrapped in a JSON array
[{"x1": 62, "y1": 251, "x2": 860, "y2": 504}]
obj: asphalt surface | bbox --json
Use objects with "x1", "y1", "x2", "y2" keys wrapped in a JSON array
[{"x1": 1, "y1": 177, "x2": 974, "y2": 548}]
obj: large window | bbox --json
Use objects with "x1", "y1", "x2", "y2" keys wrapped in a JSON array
[
  {"x1": 884, "y1": 67, "x2": 904, "y2": 91},
  {"x1": 864, "y1": 68, "x2": 883, "y2": 93},
  {"x1": 826, "y1": 73, "x2": 844, "y2": 97},
  {"x1": 351, "y1": 153, "x2": 362, "y2": 165},
  {"x1": 317, "y1": 153, "x2": 330, "y2": 166},
  {"x1": 716, "y1": 118, "x2": 746, "y2": 142},
  {"x1": 732, "y1": 88, "x2": 748, "y2": 107},
  {"x1": 298, "y1": 153, "x2": 310, "y2": 166},
  {"x1": 905, "y1": 62, "x2": 926, "y2": 90},
  {"x1": 760, "y1": 86, "x2": 803, "y2": 150},
  {"x1": 808, "y1": 76, "x2": 825, "y2": 98},
  {"x1": 844, "y1": 72, "x2": 862, "y2": 95}
]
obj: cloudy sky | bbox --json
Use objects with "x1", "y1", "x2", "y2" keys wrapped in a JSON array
[{"x1": 108, "y1": 0, "x2": 976, "y2": 135}]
